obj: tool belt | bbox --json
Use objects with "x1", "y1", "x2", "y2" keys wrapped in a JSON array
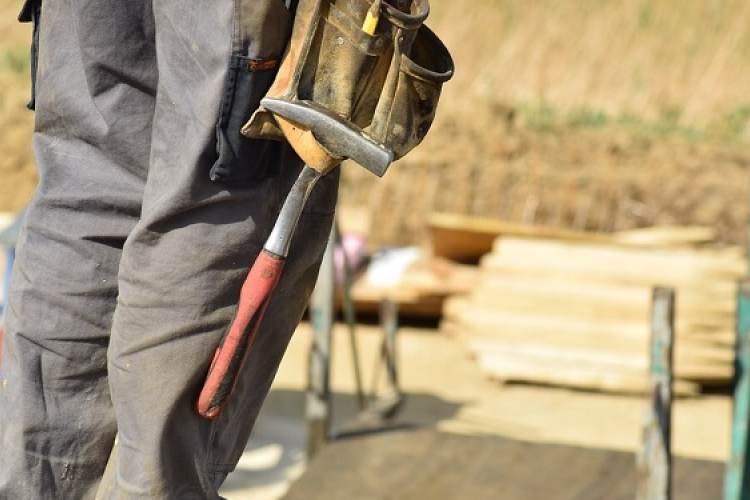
[{"x1": 242, "y1": 0, "x2": 454, "y2": 176}]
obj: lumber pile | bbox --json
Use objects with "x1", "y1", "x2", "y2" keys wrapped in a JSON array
[
  {"x1": 429, "y1": 211, "x2": 718, "y2": 263},
  {"x1": 441, "y1": 229, "x2": 744, "y2": 395}
]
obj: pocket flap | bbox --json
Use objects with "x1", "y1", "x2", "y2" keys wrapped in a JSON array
[{"x1": 18, "y1": 0, "x2": 36, "y2": 22}]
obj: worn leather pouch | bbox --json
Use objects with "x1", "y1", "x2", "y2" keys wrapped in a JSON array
[{"x1": 242, "y1": 0, "x2": 453, "y2": 172}]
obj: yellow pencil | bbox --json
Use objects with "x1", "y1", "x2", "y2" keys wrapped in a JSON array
[{"x1": 362, "y1": 0, "x2": 382, "y2": 35}]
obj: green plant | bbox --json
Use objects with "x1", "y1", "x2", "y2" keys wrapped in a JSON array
[
  {"x1": 522, "y1": 101, "x2": 559, "y2": 132},
  {"x1": 0, "y1": 47, "x2": 29, "y2": 74},
  {"x1": 709, "y1": 104, "x2": 750, "y2": 142},
  {"x1": 567, "y1": 108, "x2": 609, "y2": 129}
]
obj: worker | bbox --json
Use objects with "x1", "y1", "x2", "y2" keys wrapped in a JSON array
[{"x1": 0, "y1": 0, "x2": 339, "y2": 498}]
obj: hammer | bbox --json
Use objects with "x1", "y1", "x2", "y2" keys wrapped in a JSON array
[{"x1": 196, "y1": 98, "x2": 393, "y2": 419}]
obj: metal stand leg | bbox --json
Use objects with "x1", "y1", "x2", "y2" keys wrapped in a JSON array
[
  {"x1": 306, "y1": 227, "x2": 336, "y2": 459},
  {"x1": 363, "y1": 298, "x2": 404, "y2": 421},
  {"x1": 636, "y1": 286, "x2": 674, "y2": 500},
  {"x1": 378, "y1": 299, "x2": 403, "y2": 418},
  {"x1": 335, "y1": 223, "x2": 366, "y2": 411},
  {"x1": 725, "y1": 279, "x2": 750, "y2": 500},
  {"x1": 305, "y1": 223, "x2": 406, "y2": 452}
]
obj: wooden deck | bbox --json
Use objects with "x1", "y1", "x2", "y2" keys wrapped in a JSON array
[{"x1": 283, "y1": 428, "x2": 724, "y2": 500}]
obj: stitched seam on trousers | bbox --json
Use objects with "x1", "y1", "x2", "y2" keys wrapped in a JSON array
[
  {"x1": 232, "y1": 0, "x2": 241, "y2": 52},
  {"x1": 208, "y1": 463, "x2": 236, "y2": 474},
  {"x1": 217, "y1": 55, "x2": 239, "y2": 130},
  {"x1": 205, "y1": 416, "x2": 224, "y2": 479}
]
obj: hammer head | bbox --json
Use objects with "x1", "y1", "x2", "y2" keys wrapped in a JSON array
[{"x1": 261, "y1": 98, "x2": 394, "y2": 177}]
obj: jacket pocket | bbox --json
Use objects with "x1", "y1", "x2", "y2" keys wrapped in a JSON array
[
  {"x1": 210, "y1": 54, "x2": 282, "y2": 185},
  {"x1": 18, "y1": 0, "x2": 41, "y2": 110}
]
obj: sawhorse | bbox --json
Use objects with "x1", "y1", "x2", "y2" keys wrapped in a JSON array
[{"x1": 305, "y1": 225, "x2": 404, "y2": 458}]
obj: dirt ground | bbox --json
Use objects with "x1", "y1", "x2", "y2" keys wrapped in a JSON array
[
  {"x1": 217, "y1": 323, "x2": 732, "y2": 499},
  {"x1": 293, "y1": 324, "x2": 732, "y2": 463}
]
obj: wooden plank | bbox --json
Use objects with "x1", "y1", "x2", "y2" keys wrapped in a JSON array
[
  {"x1": 454, "y1": 312, "x2": 733, "y2": 367},
  {"x1": 479, "y1": 260, "x2": 740, "y2": 292},
  {"x1": 614, "y1": 226, "x2": 715, "y2": 247},
  {"x1": 471, "y1": 274, "x2": 736, "y2": 315},
  {"x1": 458, "y1": 296, "x2": 734, "y2": 332},
  {"x1": 477, "y1": 266, "x2": 738, "y2": 297},
  {"x1": 492, "y1": 237, "x2": 743, "y2": 267},
  {"x1": 476, "y1": 352, "x2": 700, "y2": 395},
  {"x1": 488, "y1": 238, "x2": 744, "y2": 278},
  {"x1": 453, "y1": 321, "x2": 732, "y2": 386},
  {"x1": 444, "y1": 300, "x2": 651, "y2": 339},
  {"x1": 469, "y1": 341, "x2": 648, "y2": 371},
  {"x1": 442, "y1": 318, "x2": 646, "y2": 350},
  {"x1": 445, "y1": 313, "x2": 732, "y2": 358},
  {"x1": 468, "y1": 343, "x2": 729, "y2": 388},
  {"x1": 445, "y1": 299, "x2": 733, "y2": 348},
  {"x1": 636, "y1": 287, "x2": 674, "y2": 500},
  {"x1": 483, "y1": 254, "x2": 742, "y2": 286},
  {"x1": 428, "y1": 212, "x2": 613, "y2": 262},
  {"x1": 463, "y1": 278, "x2": 652, "y2": 322},
  {"x1": 466, "y1": 339, "x2": 732, "y2": 373},
  {"x1": 429, "y1": 212, "x2": 718, "y2": 262}
]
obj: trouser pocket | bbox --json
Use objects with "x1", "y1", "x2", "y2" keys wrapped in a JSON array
[
  {"x1": 210, "y1": 0, "x2": 292, "y2": 185},
  {"x1": 18, "y1": 0, "x2": 41, "y2": 110},
  {"x1": 210, "y1": 54, "x2": 282, "y2": 184}
]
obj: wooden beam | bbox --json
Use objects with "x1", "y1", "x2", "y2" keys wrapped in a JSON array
[{"x1": 636, "y1": 287, "x2": 675, "y2": 500}]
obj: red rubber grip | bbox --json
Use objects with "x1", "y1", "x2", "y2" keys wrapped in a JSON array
[{"x1": 196, "y1": 250, "x2": 284, "y2": 419}]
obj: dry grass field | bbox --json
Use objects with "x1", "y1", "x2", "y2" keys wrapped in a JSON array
[
  {"x1": 337, "y1": 0, "x2": 750, "y2": 248},
  {"x1": 0, "y1": 0, "x2": 35, "y2": 213},
  {"x1": 432, "y1": 0, "x2": 750, "y2": 127},
  {"x1": 1, "y1": 0, "x2": 750, "y2": 246}
]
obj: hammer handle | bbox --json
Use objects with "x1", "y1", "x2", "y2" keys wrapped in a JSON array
[{"x1": 196, "y1": 250, "x2": 284, "y2": 419}]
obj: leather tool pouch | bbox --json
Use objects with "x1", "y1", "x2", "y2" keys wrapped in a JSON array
[
  {"x1": 242, "y1": 0, "x2": 453, "y2": 171},
  {"x1": 370, "y1": 22, "x2": 453, "y2": 160}
]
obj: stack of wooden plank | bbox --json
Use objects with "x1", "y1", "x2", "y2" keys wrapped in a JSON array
[{"x1": 441, "y1": 232, "x2": 745, "y2": 395}]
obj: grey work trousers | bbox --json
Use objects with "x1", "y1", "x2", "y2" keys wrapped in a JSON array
[{"x1": 0, "y1": 0, "x2": 338, "y2": 498}]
